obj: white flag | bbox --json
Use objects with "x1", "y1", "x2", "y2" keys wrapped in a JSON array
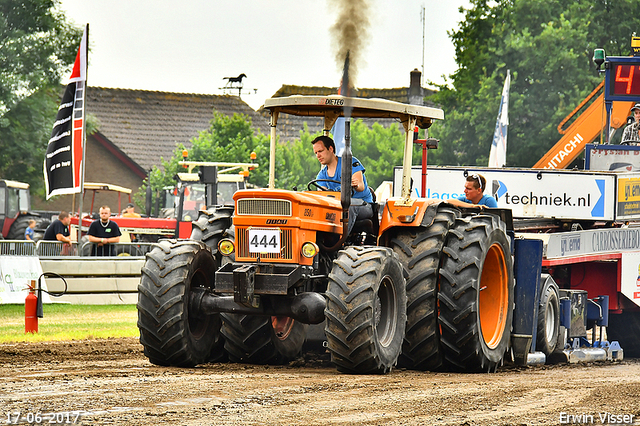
[{"x1": 488, "y1": 70, "x2": 510, "y2": 168}]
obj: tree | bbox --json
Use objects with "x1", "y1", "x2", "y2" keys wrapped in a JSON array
[
  {"x1": 0, "y1": 0, "x2": 82, "y2": 192},
  {"x1": 137, "y1": 111, "x2": 297, "y2": 208},
  {"x1": 0, "y1": 0, "x2": 81, "y2": 113},
  {"x1": 138, "y1": 113, "x2": 416, "y2": 207},
  {"x1": 0, "y1": 87, "x2": 58, "y2": 192},
  {"x1": 427, "y1": 0, "x2": 640, "y2": 168}
]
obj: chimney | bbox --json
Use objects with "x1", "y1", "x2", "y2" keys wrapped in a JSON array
[{"x1": 408, "y1": 68, "x2": 424, "y2": 105}]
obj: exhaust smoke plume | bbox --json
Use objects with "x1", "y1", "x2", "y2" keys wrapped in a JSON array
[{"x1": 329, "y1": 0, "x2": 371, "y2": 94}]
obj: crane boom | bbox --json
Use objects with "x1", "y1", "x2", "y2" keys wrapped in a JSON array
[{"x1": 533, "y1": 94, "x2": 633, "y2": 169}]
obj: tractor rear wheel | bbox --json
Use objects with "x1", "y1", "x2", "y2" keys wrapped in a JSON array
[
  {"x1": 191, "y1": 207, "x2": 234, "y2": 253},
  {"x1": 325, "y1": 246, "x2": 407, "y2": 374},
  {"x1": 8, "y1": 215, "x2": 45, "y2": 240},
  {"x1": 390, "y1": 205, "x2": 458, "y2": 371},
  {"x1": 220, "y1": 313, "x2": 307, "y2": 364},
  {"x1": 438, "y1": 214, "x2": 514, "y2": 372},
  {"x1": 137, "y1": 240, "x2": 224, "y2": 367}
]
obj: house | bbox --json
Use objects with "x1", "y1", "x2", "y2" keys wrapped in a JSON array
[
  {"x1": 34, "y1": 88, "x2": 271, "y2": 213},
  {"x1": 33, "y1": 69, "x2": 436, "y2": 213}
]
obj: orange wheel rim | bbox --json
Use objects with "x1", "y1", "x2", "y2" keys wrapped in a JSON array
[
  {"x1": 271, "y1": 316, "x2": 294, "y2": 340},
  {"x1": 478, "y1": 243, "x2": 509, "y2": 349}
]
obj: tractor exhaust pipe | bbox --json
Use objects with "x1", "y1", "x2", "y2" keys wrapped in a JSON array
[{"x1": 190, "y1": 287, "x2": 327, "y2": 325}]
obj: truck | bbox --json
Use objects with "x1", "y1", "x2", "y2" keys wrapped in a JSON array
[
  {"x1": 0, "y1": 179, "x2": 50, "y2": 241},
  {"x1": 397, "y1": 49, "x2": 640, "y2": 360}
]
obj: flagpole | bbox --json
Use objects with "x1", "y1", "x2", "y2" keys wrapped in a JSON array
[{"x1": 77, "y1": 23, "x2": 88, "y2": 255}]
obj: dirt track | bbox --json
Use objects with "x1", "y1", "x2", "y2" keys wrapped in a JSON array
[{"x1": 1, "y1": 337, "x2": 640, "y2": 425}]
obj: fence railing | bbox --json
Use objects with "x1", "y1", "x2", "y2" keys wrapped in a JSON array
[
  {"x1": 0, "y1": 240, "x2": 156, "y2": 258},
  {"x1": 0, "y1": 240, "x2": 37, "y2": 256}
]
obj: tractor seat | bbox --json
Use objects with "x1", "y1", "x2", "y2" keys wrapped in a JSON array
[{"x1": 351, "y1": 187, "x2": 380, "y2": 239}]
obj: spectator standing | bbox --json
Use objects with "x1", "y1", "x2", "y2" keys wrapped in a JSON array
[
  {"x1": 622, "y1": 103, "x2": 640, "y2": 144},
  {"x1": 24, "y1": 219, "x2": 36, "y2": 241}
]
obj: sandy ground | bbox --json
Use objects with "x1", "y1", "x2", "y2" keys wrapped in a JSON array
[{"x1": 1, "y1": 337, "x2": 640, "y2": 426}]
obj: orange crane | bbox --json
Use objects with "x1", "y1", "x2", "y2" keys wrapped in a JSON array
[{"x1": 533, "y1": 80, "x2": 634, "y2": 169}]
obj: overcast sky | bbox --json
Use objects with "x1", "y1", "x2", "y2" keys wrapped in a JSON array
[{"x1": 57, "y1": 0, "x2": 470, "y2": 110}]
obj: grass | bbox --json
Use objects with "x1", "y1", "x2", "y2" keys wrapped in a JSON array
[{"x1": 0, "y1": 304, "x2": 139, "y2": 343}]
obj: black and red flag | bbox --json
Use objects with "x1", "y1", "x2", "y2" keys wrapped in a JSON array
[{"x1": 44, "y1": 24, "x2": 88, "y2": 199}]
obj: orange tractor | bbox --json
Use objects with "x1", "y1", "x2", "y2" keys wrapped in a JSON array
[{"x1": 137, "y1": 96, "x2": 516, "y2": 373}]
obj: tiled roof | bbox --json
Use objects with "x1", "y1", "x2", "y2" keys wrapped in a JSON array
[{"x1": 87, "y1": 87, "x2": 270, "y2": 172}]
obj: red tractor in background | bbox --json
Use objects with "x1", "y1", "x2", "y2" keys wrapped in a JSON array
[
  {"x1": 69, "y1": 160, "x2": 256, "y2": 250},
  {"x1": 0, "y1": 179, "x2": 50, "y2": 240}
]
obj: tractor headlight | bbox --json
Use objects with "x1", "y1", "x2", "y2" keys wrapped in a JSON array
[
  {"x1": 218, "y1": 239, "x2": 235, "y2": 256},
  {"x1": 301, "y1": 241, "x2": 319, "y2": 258}
]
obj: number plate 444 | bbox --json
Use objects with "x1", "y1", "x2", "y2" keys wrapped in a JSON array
[{"x1": 248, "y1": 229, "x2": 280, "y2": 253}]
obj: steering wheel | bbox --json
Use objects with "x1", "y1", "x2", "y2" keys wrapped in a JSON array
[{"x1": 307, "y1": 179, "x2": 341, "y2": 191}]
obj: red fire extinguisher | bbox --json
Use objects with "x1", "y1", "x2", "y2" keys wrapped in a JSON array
[{"x1": 25, "y1": 280, "x2": 38, "y2": 334}]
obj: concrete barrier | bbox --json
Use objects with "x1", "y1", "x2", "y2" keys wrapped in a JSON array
[{"x1": 40, "y1": 257, "x2": 144, "y2": 305}]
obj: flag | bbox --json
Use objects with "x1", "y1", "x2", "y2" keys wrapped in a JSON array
[
  {"x1": 44, "y1": 25, "x2": 88, "y2": 199},
  {"x1": 331, "y1": 117, "x2": 346, "y2": 155},
  {"x1": 488, "y1": 70, "x2": 510, "y2": 168}
]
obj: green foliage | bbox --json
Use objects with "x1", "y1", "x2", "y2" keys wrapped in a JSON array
[
  {"x1": 351, "y1": 120, "x2": 409, "y2": 189},
  {"x1": 0, "y1": 87, "x2": 58, "y2": 196},
  {"x1": 0, "y1": 0, "x2": 82, "y2": 113},
  {"x1": 138, "y1": 113, "x2": 420, "y2": 204},
  {"x1": 428, "y1": 0, "x2": 640, "y2": 167},
  {"x1": 274, "y1": 123, "x2": 321, "y2": 190},
  {"x1": 0, "y1": 0, "x2": 81, "y2": 193},
  {"x1": 137, "y1": 112, "x2": 272, "y2": 208}
]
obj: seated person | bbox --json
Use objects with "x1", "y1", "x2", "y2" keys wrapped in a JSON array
[
  {"x1": 122, "y1": 203, "x2": 141, "y2": 218},
  {"x1": 312, "y1": 135, "x2": 373, "y2": 235}
]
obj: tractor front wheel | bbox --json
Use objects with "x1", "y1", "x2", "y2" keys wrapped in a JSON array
[
  {"x1": 325, "y1": 246, "x2": 407, "y2": 374},
  {"x1": 137, "y1": 240, "x2": 224, "y2": 367}
]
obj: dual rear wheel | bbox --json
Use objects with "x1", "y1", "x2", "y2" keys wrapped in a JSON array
[{"x1": 438, "y1": 214, "x2": 514, "y2": 372}]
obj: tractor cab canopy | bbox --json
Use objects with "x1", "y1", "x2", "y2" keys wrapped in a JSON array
[
  {"x1": 263, "y1": 95, "x2": 444, "y2": 202},
  {"x1": 264, "y1": 95, "x2": 444, "y2": 130}
]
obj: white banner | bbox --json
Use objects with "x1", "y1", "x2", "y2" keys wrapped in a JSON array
[
  {"x1": 546, "y1": 228, "x2": 640, "y2": 258},
  {"x1": 394, "y1": 166, "x2": 616, "y2": 221},
  {"x1": 0, "y1": 256, "x2": 50, "y2": 304}
]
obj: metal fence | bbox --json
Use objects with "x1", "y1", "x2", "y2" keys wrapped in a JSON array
[
  {"x1": 0, "y1": 240, "x2": 37, "y2": 256},
  {"x1": 0, "y1": 240, "x2": 156, "y2": 258},
  {"x1": 80, "y1": 242, "x2": 156, "y2": 257}
]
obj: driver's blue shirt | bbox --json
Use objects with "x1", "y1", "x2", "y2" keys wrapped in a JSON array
[
  {"x1": 317, "y1": 156, "x2": 373, "y2": 203},
  {"x1": 456, "y1": 194, "x2": 498, "y2": 207}
]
